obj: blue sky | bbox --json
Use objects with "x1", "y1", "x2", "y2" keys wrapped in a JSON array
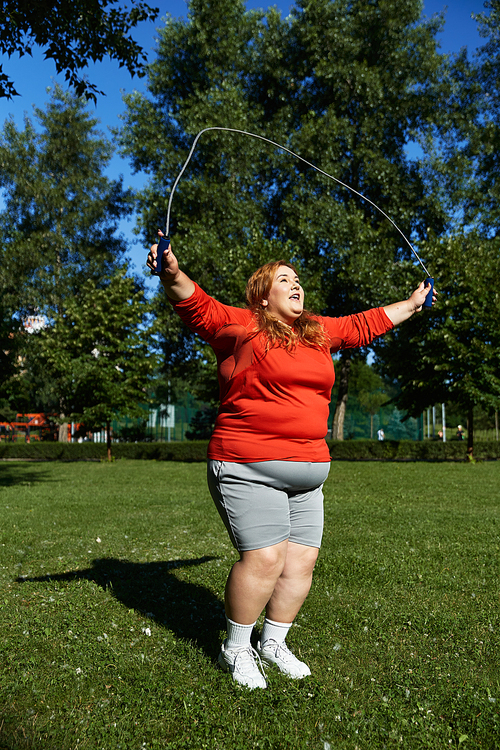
[{"x1": 0, "y1": 0, "x2": 487, "y2": 282}]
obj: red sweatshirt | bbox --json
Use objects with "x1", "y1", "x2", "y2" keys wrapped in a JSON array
[{"x1": 172, "y1": 283, "x2": 393, "y2": 463}]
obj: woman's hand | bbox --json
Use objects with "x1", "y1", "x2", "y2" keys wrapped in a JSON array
[
  {"x1": 147, "y1": 231, "x2": 195, "y2": 301},
  {"x1": 147, "y1": 231, "x2": 179, "y2": 280},
  {"x1": 408, "y1": 279, "x2": 437, "y2": 313},
  {"x1": 383, "y1": 279, "x2": 437, "y2": 326}
]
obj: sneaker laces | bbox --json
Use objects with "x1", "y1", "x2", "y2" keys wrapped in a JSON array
[
  {"x1": 264, "y1": 639, "x2": 298, "y2": 663},
  {"x1": 234, "y1": 645, "x2": 267, "y2": 678}
]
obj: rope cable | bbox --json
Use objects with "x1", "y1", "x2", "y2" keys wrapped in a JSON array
[{"x1": 164, "y1": 126, "x2": 431, "y2": 277}]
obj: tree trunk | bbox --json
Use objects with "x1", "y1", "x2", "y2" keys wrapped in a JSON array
[
  {"x1": 467, "y1": 406, "x2": 474, "y2": 459},
  {"x1": 332, "y1": 355, "x2": 351, "y2": 441},
  {"x1": 106, "y1": 420, "x2": 112, "y2": 461},
  {"x1": 58, "y1": 417, "x2": 68, "y2": 442}
]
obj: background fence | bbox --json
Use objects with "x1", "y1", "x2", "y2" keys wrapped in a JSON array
[{"x1": 2, "y1": 396, "x2": 498, "y2": 443}]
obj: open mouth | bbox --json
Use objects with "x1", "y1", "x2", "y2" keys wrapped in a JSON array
[{"x1": 290, "y1": 294, "x2": 300, "y2": 301}]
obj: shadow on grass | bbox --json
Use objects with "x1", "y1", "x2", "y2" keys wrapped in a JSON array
[
  {"x1": 0, "y1": 465, "x2": 52, "y2": 487},
  {"x1": 17, "y1": 556, "x2": 225, "y2": 660}
]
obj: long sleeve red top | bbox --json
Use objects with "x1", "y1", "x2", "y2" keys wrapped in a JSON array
[{"x1": 172, "y1": 283, "x2": 393, "y2": 463}]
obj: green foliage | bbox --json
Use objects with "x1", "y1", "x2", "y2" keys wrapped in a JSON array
[
  {"x1": 330, "y1": 438, "x2": 500, "y2": 461},
  {"x1": 374, "y1": 233, "x2": 500, "y2": 429},
  {"x1": 0, "y1": 440, "x2": 210, "y2": 461},
  {"x1": 0, "y1": 303, "x2": 21, "y2": 407},
  {"x1": 27, "y1": 270, "x2": 156, "y2": 429},
  {"x1": 2, "y1": 439, "x2": 500, "y2": 462},
  {"x1": 366, "y1": 1, "x2": 500, "y2": 451},
  {"x1": 348, "y1": 360, "x2": 391, "y2": 437},
  {"x1": 0, "y1": 0, "x2": 159, "y2": 101},
  {"x1": 0, "y1": 88, "x2": 148, "y2": 421},
  {"x1": 119, "y1": 0, "x2": 461, "y2": 392},
  {"x1": 185, "y1": 405, "x2": 218, "y2": 440},
  {"x1": 115, "y1": 418, "x2": 149, "y2": 443},
  {"x1": 469, "y1": 0, "x2": 500, "y2": 233},
  {"x1": 386, "y1": 407, "x2": 418, "y2": 440},
  {"x1": 368, "y1": 5, "x2": 500, "y2": 453},
  {"x1": 0, "y1": 398, "x2": 16, "y2": 424},
  {"x1": 0, "y1": 86, "x2": 133, "y2": 319}
]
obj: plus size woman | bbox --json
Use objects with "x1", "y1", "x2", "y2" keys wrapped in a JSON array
[{"x1": 148, "y1": 234, "x2": 434, "y2": 689}]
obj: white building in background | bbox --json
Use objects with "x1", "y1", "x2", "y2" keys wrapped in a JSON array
[{"x1": 23, "y1": 315, "x2": 46, "y2": 334}]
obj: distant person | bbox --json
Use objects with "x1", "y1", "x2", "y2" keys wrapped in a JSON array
[
  {"x1": 148, "y1": 234, "x2": 435, "y2": 689},
  {"x1": 377, "y1": 428, "x2": 385, "y2": 441},
  {"x1": 456, "y1": 425, "x2": 464, "y2": 440}
]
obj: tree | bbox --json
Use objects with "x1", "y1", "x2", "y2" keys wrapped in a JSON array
[
  {"x1": 119, "y1": 0, "x2": 466, "y2": 429},
  {"x1": 469, "y1": 0, "x2": 500, "y2": 235},
  {"x1": 373, "y1": 232, "x2": 500, "y2": 456},
  {"x1": 350, "y1": 361, "x2": 390, "y2": 439},
  {"x1": 0, "y1": 86, "x2": 134, "y2": 320},
  {"x1": 0, "y1": 87, "x2": 138, "y2": 422},
  {"x1": 0, "y1": 304, "x2": 20, "y2": 407},
  {"x1": 185, "y1": 405, "x2": 218, "y2": 440},
  {"x1": 374, "y1": 2, "x2": 500, "y2": 457},
  {"x1": 29, "y1": 271, "x2": 156, "y2": 459},
  {"x1": 0, "y1": 0, "x2": 159, "y2": 102}
]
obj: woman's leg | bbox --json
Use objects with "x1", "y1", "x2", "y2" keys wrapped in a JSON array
[
  {"x1": 220, "y1": 541, "x2": 319, "y2": 685},
  {"x1": 265, "y1": 541, "x2": 319, "y2": 623},
  {"x1": 254, "y1": 542, "x2": 318, "y2": 679},
  {"x1": 224, "y1": 540, "x2": 318, "y2": 624},
  {"x1": 209, "y1": 460, "x2": 326, "y2": 684},
  {"x1": 219, "y1": 541, "x2": 289, "y2": 689},
  {"x1": 224, "y1": 539, "x2": 289, "y2": 624}
]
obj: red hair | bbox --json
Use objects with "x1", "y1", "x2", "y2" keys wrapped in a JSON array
[{"x1": 245, "y1": 260, "x2": 329, "y2": 351}]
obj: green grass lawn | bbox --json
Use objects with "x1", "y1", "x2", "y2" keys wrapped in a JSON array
[{"x1": 0, "y1": 459, "x2": 499, "y2": 750}]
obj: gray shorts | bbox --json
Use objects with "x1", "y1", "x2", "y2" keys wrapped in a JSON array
[{"x1": 207, "y1": 460, "x2": 330, "y2": 552}]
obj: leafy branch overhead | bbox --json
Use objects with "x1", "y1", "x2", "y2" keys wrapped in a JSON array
[{"x1": 0, "y1": 0, "x2": 159, "y2": 101}]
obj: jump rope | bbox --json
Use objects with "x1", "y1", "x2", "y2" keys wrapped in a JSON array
[{"x1": 152, "y1": 126, "x2": 434, "y2": 306}]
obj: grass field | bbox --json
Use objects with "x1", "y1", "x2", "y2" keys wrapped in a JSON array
[{"x1": 1, "y1": 459, "x2": 499, "y2": 750}]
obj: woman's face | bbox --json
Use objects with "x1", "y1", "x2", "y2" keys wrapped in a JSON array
[{"x1": 262, "y1": 265, "x2": 304, "y2": 325}]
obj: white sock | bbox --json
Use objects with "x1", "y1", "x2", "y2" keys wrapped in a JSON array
[
  {"x1": 261, "y1": 617, "x2": 293, "y2": 646},
  {"x1": 225, "y1": 616, "x2": 255, "y2": 650}
]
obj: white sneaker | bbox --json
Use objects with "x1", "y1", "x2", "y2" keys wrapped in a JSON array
[
  {"x1": 257, "y1": 639, "x2": 311, "y2": 679},
  {"x1": 218, "y1": 640, "x2": 267, "y2": 689}
]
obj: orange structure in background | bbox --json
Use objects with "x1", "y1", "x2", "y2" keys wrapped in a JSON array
[{"x1": 0, "y1": 413, "x2": 58, "y2": 442}]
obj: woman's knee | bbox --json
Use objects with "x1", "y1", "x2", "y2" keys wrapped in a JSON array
[
  {"x1": 239, "y1": 542, "x2": 288, "y2": 580},
  {"x1": 283, "y1": 543, "x2": 319, "y2": 579}
]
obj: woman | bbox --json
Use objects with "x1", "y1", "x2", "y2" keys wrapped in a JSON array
[{"x1": 147, "y1": 235, "x2": 435, "y2": 689}]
